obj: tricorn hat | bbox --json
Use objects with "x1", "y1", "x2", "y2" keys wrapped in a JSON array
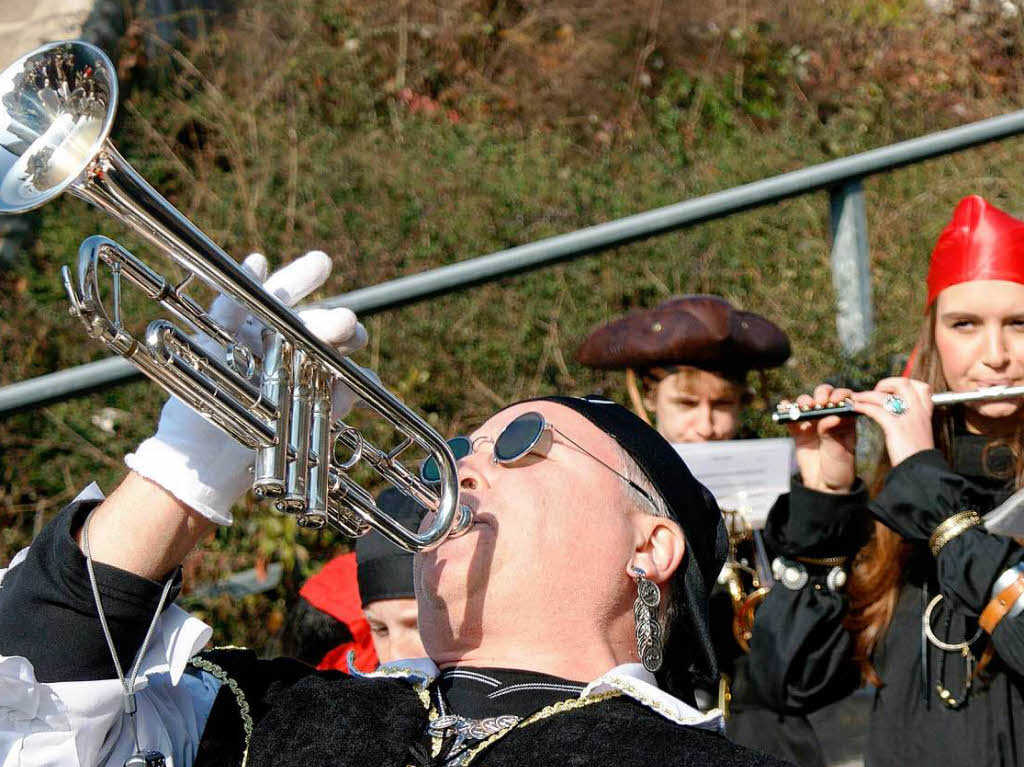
[{"x1": 576, "y1": 295, "x2": 790, "y2": 375}]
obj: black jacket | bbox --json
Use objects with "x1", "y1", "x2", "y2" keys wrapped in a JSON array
[
  {"x1": 190, "y1": 648, "x2": 795, "y2": 767},
  {"x1": 749, "y1": 432, "x2": 1024, "y2": 767},
  {"x1": 0, "y1": 498, "x2": 792, "y2": 767},
  {"x1": 713, "y1": 481, "x2": 868, "y2": 767}
]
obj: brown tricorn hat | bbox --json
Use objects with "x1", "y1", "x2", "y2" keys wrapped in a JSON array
[{"x1": 576, "y1": 295, "x2": 791, "y2": 374}]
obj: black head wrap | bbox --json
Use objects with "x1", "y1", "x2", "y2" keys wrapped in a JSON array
[
  {"x1": 515, "y1": 395, "x2": 727, "y2": 690},
  {"x1": 355, "y1": 488, "x2": 422, "y2": 607}
]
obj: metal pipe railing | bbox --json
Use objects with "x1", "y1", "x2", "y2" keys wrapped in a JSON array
[{"x1": 2, "y1": 109, "x2": 1024, "y2": 416}]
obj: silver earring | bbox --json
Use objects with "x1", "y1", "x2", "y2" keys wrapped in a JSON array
[{"x1": 632, "y1": 567, "x2": 663, "y2": 673}]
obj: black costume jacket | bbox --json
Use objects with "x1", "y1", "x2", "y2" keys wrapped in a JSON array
[
  {"x1": 716, "y1": 482, "x2": 868, "y2": 767},
  {"x1": 0, "y1": 498, "x2": 793, "y2": 767},
  {"x1": 748, "y1": 432, "x2": 1024, "y2": 767},
  {"x1": 187, "y1": 648, "x2": 795, "y2": 767}
]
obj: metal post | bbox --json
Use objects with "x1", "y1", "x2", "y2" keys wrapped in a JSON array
[{"x1": 829, "y1": 180, "x2": 873, "y2": 356}]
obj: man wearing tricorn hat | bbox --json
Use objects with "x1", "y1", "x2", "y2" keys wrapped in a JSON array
[
  {"x1": 576, "y1": 295, "x2": 791, "y2": 443},
  {"x1": 0, "y1": 255, "x2": 792, "y2": 766},
  {"x1": 578, "y1": 295, "x2": 867, "y2": 767}
]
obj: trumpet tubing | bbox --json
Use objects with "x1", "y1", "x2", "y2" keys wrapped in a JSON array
[{"x1": 3, "y1": 41, "x2": 468, "y2": 552}]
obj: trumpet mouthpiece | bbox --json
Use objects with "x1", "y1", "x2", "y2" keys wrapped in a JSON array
[{"x1": 447, "y1": 504, "x2": 475, "y2": 538}]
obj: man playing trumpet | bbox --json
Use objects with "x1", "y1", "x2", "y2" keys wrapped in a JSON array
[{"x1": 0, "y1": 253, "x2": 790, "y2": 767}]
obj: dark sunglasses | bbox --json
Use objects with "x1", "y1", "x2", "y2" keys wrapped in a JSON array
[{"x1": 420, "y1": 411, "x2": 657, "y2": 511}]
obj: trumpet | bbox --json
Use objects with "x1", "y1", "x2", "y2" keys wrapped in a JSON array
[
  {"x1": 0, "y1": 40, "x2": 469, "y2": 551},
  {"x1": 772, "y1": 384, "x2": 1024, "y2": 424}
]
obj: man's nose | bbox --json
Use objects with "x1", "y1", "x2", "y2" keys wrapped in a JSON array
[
  {"x1": 456, "y1": 448, "x2": 490, "y2": 490},
  {"x1": 693, "y1": 402, "x2": 715, "y2": 438}
]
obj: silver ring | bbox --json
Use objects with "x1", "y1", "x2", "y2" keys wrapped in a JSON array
[{"x1": 883, "y1": 393, "x2": 909, "y2": 417}]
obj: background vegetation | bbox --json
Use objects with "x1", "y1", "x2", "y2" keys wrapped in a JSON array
[{"x1": 2, "y1": 0, "x2": 1023, "y2": 647}]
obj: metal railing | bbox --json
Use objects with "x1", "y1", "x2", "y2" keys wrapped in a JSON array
[{"x1": 2, "y1": 109, "x2": 1024, "y2": 416}]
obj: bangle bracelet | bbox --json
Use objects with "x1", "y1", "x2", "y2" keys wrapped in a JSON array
[
  {"x1": 923, "y1": 594, "x2": 983, "y2": 651},
  {"x1": 929, "y1": 510, "x2": 984, "y2": 557}
]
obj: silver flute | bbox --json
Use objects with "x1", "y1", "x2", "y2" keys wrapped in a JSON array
[{"x1": 772, "y1": 384, "x2": 1024, "y2": 424}]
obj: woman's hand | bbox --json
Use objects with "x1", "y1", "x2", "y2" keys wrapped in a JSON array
[
  {"x1": 787, "y1": 384, "x2": 857, "y2": 494},
  {"x1": 851, "y1": 377, "x2": 935, "y2": 467}
]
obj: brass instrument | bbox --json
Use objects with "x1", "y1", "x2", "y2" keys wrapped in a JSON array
[
  {"x1": 772, "y1": 384, "x2": 1024, "y2": 424},
  {"x1": 0, "y1": 41, "x2": 470, "y2": 551},
  {"x1": 718, "y1": 509, "x2": 771, "y2": 653}
]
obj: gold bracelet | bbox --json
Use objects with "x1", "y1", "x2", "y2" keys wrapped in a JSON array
[
  {"x1": 794, "y1": 555, "x2": 849, "y2": 568},
  {"x1": 929, "y1": 510, "x2": 983, "y2": 557}
]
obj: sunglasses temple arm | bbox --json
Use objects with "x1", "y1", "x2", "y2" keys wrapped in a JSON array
[{"x1": 551, "y1": 427, "x2": 657, "y2": 509}]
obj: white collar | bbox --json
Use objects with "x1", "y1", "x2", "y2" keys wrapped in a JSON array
[
  {"x1": 352, "y1": 658, "x2": 724, "y2": 733},
  {"x1": 582, "y1": 663, "x2": 724, "y2": 732},
  {"x1": 350, "y1": 655, "x2": 440, "y2": 687}
]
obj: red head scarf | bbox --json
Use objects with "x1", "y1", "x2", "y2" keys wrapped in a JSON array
[
  {"x1": 926, "y1": 195, "x2": 1024, "y2": 307},
  {"x1": 299, "y1": 552, "x2": 379, "y2": 673}
]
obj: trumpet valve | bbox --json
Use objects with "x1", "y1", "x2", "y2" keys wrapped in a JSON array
[
  {"x1": 281, "y1": 350, "x2": 313, "y2": 513},
  {"x1": 296, "y1": 512, "x2": 328, "y2": 530},
  {"x1": 274, "y1": 497, "x2": 306, "y2": 515},
  {"x1": 253, "y1": 334, "x2": 292, "y2": 500},
  {"x1": 253, "y1": 480, "x2": 285, "y2": 500},
  {"x1": 304, "y1": 370, "x2": 334, "y2": 527}
]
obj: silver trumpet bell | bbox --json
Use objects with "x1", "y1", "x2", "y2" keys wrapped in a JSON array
[{"x1": 0, "y1": 40, "x2": 471, "y2": 551}]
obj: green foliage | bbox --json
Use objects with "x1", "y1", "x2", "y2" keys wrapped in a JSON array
[{"x1": 2, "y1": 0, "x2": 1023, "y2": 647}]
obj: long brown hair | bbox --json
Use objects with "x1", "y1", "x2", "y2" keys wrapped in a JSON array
[{"x1": 844, "y1": 304, "x2": 1024, "y2": 685}]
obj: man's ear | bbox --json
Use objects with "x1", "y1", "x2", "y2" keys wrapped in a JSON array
[{"x1": 626, "y1": 514, "x2": 685, "y2": 586}]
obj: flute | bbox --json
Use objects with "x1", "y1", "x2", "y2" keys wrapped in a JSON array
[{"x1": 772, "y1": 384, "x2": 1024, "y2": 424}]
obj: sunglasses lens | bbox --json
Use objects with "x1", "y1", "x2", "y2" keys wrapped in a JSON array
[
  {"x1": 449, "y1": 436, "x2": 473, "y2": 460},
  {"x1": 421, "y1": 436, "x2": 473, "y2": 484},
  {"x1": 494, "y1": 411, "x2": 545, "y2": 463}
]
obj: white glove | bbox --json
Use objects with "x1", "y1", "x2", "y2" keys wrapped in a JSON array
[{"x1": 125, "y1": 251, "x2": 368, "y2": 525}]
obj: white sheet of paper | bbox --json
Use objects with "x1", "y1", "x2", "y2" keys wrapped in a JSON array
[
  {"x1": 672, "y1": 438, "x2": 795, "y2": 529},
  {"x1": 984, "y1": 486, "x2": 1024, "y2": 537}
]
